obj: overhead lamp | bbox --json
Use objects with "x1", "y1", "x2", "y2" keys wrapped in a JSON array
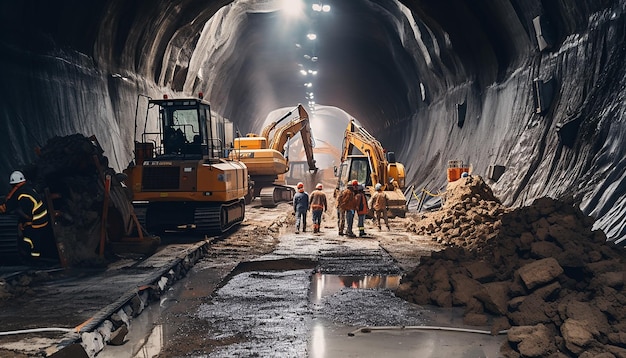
[
  {"x1": 307, "y1": 33, "x2": 317, "y2": 40},
  {"x1": 300, "y1": 70, "x2": 308, "y2": 76},
  {"x1": 312, "y1": 3, "x2": 330, "y2": 12}
]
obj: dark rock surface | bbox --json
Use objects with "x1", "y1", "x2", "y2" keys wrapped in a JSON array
[{"x1": 1, "y1": 0, "x2": 625, "y2": 241}]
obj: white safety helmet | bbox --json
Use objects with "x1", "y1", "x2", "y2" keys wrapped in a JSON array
[
  {"x1": 9, "y1": 171, "x2": 26, "y2": 185},
  {"x1": 375, "y1": 183, "x2": 382, "y2": 191}
]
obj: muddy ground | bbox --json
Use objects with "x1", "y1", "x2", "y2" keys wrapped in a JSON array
[{"x1": 154, "y1": 195, "x2": 440, "y2": 357}]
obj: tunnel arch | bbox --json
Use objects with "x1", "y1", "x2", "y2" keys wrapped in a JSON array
[{"x1": 1, "y1": 0, "x2": 626, "y2": 241}]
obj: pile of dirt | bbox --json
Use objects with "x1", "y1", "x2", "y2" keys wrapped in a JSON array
[
  {"x1": 24, "y1": 134, "x2": 136, "y2": 267},
  {"x1": 406, "y1": 175, "x2": 509, "y2": 252},
  {"x1": 397, "y1": 176, "x2": 626, "y2": 357}
]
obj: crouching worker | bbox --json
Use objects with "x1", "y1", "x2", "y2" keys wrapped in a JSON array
[
  {"x1": 309, "y1": 183, "x2": 327, "y2": 233},
  {"x1": 0, "y1": 171, "x2": 56, "y2": 263}
]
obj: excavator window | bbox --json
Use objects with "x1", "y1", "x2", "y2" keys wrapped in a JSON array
[{"x1": 350, "y1": 158, "x2": 371, "y2": 186}]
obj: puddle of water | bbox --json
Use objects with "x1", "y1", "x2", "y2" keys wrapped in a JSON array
[{"x1": 309, "y1": 272, "x2": 400, "y2": 305}]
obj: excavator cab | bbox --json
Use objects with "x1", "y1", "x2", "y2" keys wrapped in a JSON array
[{"x1": 336, "y1": 155, "x2": 372, "y2": 191}]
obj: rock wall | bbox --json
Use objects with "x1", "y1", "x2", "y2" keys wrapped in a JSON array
[{"x1": 0, "y1": 0, "x2": 625, "y2": 242}]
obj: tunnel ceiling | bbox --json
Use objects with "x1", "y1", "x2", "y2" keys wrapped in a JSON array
[
  {"x1": 2, "y1": 0, "x2": 563, "y2": 133},
  {"x1": 3, "y1": 0, "x2": 625, "y2": 240},
  {"x1": 2, "y1": 0, "x2": 607, "y2": 132}
]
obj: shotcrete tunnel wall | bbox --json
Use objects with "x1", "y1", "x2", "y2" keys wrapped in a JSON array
[{"x1": 1, "y1": 0, "x2": 625, "y2": 241}]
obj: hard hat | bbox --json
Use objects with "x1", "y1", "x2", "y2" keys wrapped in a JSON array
[
  {"x1": 297, "y1": 182, "x2": 304, "y2": 189},
  {"x1": 375, "y1": 183, "x2": 382, "y2": 191},
  {"x1": 351, "y1": 180, "x2": 358, "y2": 187},
  {"x1": 316, "y1": 183, "x2": 323, "y2": 190},
  {"x1": 9, "y1": 171, "x2": 25, "y2": 185}
]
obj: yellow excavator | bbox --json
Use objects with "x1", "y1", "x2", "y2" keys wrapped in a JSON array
[
  {"x1": 230, "y1": 104, "x2": 317, "y2": 207},
  {"x1": 124, "y1": 94, "x2": 248, "y2": 235},
  {"x1": 334, "y1": 119, "x2": 407, "y2": 217}
]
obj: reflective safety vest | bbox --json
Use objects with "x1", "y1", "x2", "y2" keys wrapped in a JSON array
[{"x1": 1, "y1": 182, "x2": 49, "y2": 229}]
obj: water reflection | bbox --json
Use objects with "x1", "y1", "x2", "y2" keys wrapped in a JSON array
[
  {"x1": 310, "y1": 322, "x2": 326, "y2": 358},
  {"x1": 310, "y1": 273, "x2": 401, "y2": 305}
]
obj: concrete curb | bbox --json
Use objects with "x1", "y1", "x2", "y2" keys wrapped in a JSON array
[{"x1": 50, "y1": 239, "x2": 212, "y2": 357}]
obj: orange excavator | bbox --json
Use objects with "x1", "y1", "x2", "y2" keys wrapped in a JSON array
[
  {"x1": 124, "y1": 94, "x2": 248, "y2": 235},
  {"x1": 230, "y1": 104, "x2": 317, "y2": 207},
  {"x1": 334, "y1": 119, "x2": 407, "y2": 217}
]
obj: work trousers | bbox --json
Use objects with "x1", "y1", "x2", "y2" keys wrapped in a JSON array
[
  {"x1": 338, "y1": 208, "x2": 355, "y2": 234},
  {"x1": 312, "y1": 209, "x2": 323, "y2": 225},
  {"x1": 357, "y1": 214, "x2": 366, "y2": 235},
  {"x1": 374, "y1": 209, "x2": 389, "y2": 228},
  {"x1": 295, "y1": 210, "x2": 307, "y2": 232}
]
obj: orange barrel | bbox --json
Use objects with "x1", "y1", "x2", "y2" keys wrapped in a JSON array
[{"x1": 447, "y1": 160, "x2": 469, "y2": 182}]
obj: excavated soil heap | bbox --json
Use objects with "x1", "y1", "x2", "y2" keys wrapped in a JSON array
[
  {"x1": 397, "y1": 175, "x2": 626, "y2": 357},
  {"x1": 23, "y1": 134, "x2": 139, "y2": 267}
]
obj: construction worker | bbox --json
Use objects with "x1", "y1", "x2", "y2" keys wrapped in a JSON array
[
  {"x1": 0, "y1": 171, "x2": 55, "y2": 263},
  {"x1": 309, "y1": 183, "x2": 327, "y2": 233},
  {"x1": 293, "y1": 182, "x2": 309, "y2": 234},
  {"x1": 354, "y1": 183, "x2": 369, "y2": 237},
  {"x1": 371, "y1": 183, "x2": 390, "y2": 231},
  {"x1": 337, "y1": 180, "x2": 357, "y2": 237}
]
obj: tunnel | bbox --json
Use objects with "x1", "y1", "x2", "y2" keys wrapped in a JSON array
[{"x1": 1, "y1": 0, "x2": 625, "y2": 241}]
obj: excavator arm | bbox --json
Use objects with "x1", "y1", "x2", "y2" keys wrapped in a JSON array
[
  {"x1": 337, "y1": 119, "x2": 407, "y2": 217},
  {"x1": 342, "y1": 119, "x2": 388, "y2": 187},
  {"x1": 266, "y1": 105, "x2": 317, "y2": 172}
]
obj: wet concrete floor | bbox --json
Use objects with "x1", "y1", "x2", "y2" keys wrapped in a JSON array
[{"x1": 99, "y1": 229, "x2": 505, "y2": 357}]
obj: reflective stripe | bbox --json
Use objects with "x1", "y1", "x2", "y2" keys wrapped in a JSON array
[
  {"x1": 31, "y1": 252, "x2": 41, "y2": 257},
  {"x1": 31, "y1": 222, "x2": 49, "y2": 229},
  {"x1": 33, "y1": 210, "x2": 48, "y2": 221},
  {"x1": 23, "y1": 237, "x2": 34, "y2": 249},
  {"x1": 17, "y1": 193, "x2": 48, "y2": 226}
]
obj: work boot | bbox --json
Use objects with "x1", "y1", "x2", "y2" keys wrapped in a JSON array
[
  {"x1": 378, "y1": 226, "x2": 382, "y2": 231},
  {"x1": 347, "y1": 231, "x2": 356, "y2": 237},
  {"x1": 338, "y1": 231, "x2": 344, "y2": 236},
  {"x1": 359, "y1": 231, "x2": 366, "y2": 237},
  {"x1": 387, "y1": 225, "x2": 391, "y2": 231}
]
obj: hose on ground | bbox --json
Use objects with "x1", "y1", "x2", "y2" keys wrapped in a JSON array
[
  {"x1": 348, "y1": 325, "x2": 508, "y2": 336},
  {"x1": 0, "y1": 327, "x2": 75, "y2": 336}
]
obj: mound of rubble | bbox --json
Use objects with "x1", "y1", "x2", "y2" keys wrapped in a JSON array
[
  {"x1": 406, "y1": 175, "x2": 509, "y2": 252},
  {"x1": 397, "y1": 176, "x2": 626, "y2": 357}
]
